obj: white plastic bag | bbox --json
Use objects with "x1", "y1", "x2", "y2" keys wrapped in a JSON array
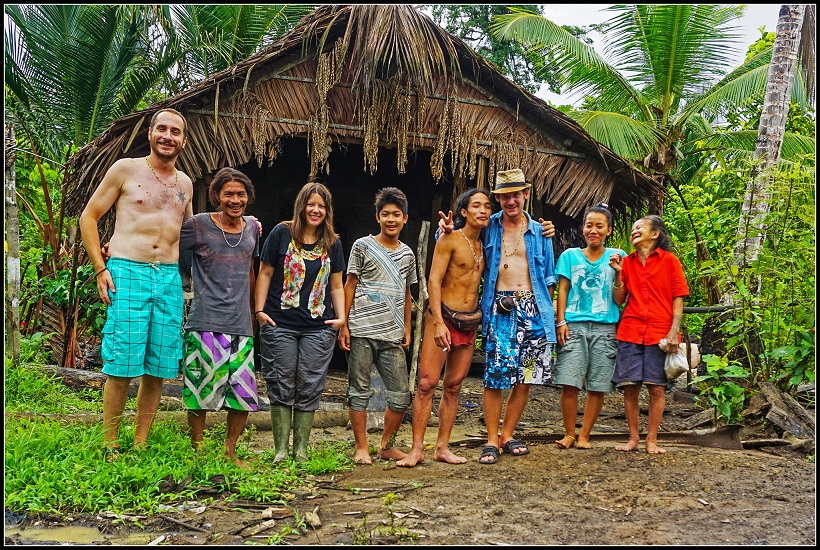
[{"x1": 659, "y1": 339, "x2": 688, "y2": 380}]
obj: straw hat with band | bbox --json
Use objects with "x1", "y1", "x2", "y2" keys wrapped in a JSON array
[{"x1": 492, "y1": 168, "x2": 531, "y2": 194}]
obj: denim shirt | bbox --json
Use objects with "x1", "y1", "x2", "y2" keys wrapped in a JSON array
[{"x1": 479, "y1": 211, "x2": 557, "y2": 342}]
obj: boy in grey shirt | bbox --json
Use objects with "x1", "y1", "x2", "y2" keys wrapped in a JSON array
[{"x1": 339, "y1": 187, "x2": 417, "y2": 464}]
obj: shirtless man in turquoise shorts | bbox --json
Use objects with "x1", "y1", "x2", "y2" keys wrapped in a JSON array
[{"x1": 80, "y1": 108, "x2": 193, "y2": 459}]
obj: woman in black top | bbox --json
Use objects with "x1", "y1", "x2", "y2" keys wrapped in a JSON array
[{"x1": 254, "y1": 181, "x2": 346, "y2": 462}]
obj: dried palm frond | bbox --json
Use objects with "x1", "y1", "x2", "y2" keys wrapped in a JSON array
[{"x1": 340, "y1": 5, "x2": 459, "y2": 97}]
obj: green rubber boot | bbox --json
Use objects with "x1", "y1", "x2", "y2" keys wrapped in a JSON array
[
  {"x1": 292, "y1": 409, "x2": 316, "y2": 463},
  {"x1": 269, "y1": 406, "x2": 292, "y2": 463}
]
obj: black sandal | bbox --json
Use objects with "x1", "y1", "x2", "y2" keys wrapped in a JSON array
[
  {"x1": 479, "y1": 445, "x2": 500, "y2": 464},
  {"x1": 501, "y1": 438, "x2": 530, "y2": 456}
]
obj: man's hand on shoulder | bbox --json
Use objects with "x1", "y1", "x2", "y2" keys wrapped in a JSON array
[
  {"x1": 248, "y1": 216, "x2": 263, "y2": 236},
  {"x1": 539, "y1": 218, "x2": 555, "y2": 239}
]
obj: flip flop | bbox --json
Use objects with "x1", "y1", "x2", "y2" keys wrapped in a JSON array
[
  {"x1": 501, "y1": 439, "x2": 530, "y2": 456},
  {"x1": 479, "y1": 445, "x2": 500, "y2": 464}
]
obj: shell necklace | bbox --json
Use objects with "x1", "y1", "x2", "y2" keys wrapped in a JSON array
[
  {"x1": 502, "y1": 216, "x2": 526, "y2": 269},
  {"x1": 145, "y1": 157, "x2": 178, "y2": 189},
  {"x1": 458, "y1": 229, "x2": 483, "y2": 270},
  {"x1": 218, "y1": 211, "x2": 245, "y2": 248}
]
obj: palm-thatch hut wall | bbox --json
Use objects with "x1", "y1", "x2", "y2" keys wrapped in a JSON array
[{"x1": 65, "y1": 5, "x2": 661, "y2": 261}]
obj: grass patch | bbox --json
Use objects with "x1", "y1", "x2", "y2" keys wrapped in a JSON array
[
  {"x1": 5, "y1": 359, "x2": 136, "y2": 414},
  {"x1": 4, "y1": 360, "x2": 355, "y2": 516},
  {"x1": 4, "y1": 415, "x2": 354, "y2": 515}
]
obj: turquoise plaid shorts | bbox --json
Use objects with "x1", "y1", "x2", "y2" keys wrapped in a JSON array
[{"x1": 101, "y1": 257, "x2": 183, "y2": 379}]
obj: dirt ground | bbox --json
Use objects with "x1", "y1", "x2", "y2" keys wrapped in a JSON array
[{"x1": 5, "y1": 369, "x2": 816, "y2": 546}]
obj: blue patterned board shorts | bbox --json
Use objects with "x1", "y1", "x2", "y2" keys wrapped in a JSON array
[
  {"x1": 182, "y1": 331, "x2": 259, "y2": 412},
  {"x1": 101, "y1": 257, "x2": 183, "y2": 379},
  {"x1": 484, "y1": 290, "x2": 554, "y2": 389}
]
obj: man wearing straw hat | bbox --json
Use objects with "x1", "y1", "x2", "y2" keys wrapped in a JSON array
[{"x1": 454, "y1": 168, "x2": 557, "y2": 464}]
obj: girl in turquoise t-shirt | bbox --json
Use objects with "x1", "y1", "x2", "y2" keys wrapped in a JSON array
[{"x1": 553, "y1": 203, "x2": 626, "y2": 450}]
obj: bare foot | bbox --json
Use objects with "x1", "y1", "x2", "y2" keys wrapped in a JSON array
[
  {"x1": 576, "y1": 437, "x2": 592, "y2": 449},
  {"x1": 353, "y1": 448, "x2": 373, "y2": 464},
  {"x1": 104, "y1": 446, "x2": 121, "y2": 463},
  {"x1": 555, "y1": 435, "x2": 576, "y2": 449},
  {"x1": 433, "y1": 447, "x2": 467, "y2": 464},
  {"x1": 227, "y1": 454, "x2": 247, "y2": 468},
  {"x1": 615, "y1": 439, "x2": 639, "y2": 452},
  {"x1": 396, "y1": 448, "x2": 425, "y2": 468},
  {"x1": 377, "y1": 447, "x2": 407, "y2": 461},
  {"x1": 646, "y1": 441, "x2": 666, "y2": 454}
]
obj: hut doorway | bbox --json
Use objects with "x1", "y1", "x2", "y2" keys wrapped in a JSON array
[{"x1": 233, "y1": 137, "x2": 456, "y2": 372}]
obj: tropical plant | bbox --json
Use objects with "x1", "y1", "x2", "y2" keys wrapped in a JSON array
[
  {"x1": 150, "y1": 5, "x2": 316, "y2": 93},
  {"x1": 687, "y1": 155, "x2": 814, "y2": 390},
  {"x1": 4, "y1": 5, "x2": 176, "y2": 161},
  {"x1": 492, "y1": 5, "x2": 814, "y2": 194},
  {"x1": 692, "y1": 353, "x2": 750, "y2": 423},
  {"x1": 5, "y1": 5, "x2": 314, "y2": 366},
  {"x1": 491, "y1": 4, "x2": 815, "y2": 304},
  {"x1": 730, "y1": 4, "x2": 814, "y2": 279},
  {"x1": 426, "y1": 5, "x2": 591, "y2": 94}
]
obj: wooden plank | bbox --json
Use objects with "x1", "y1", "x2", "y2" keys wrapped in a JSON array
[
  {"x1": 680, "y1": 408, "x2": 715, "y2": 430},
  {"x1": 409, "y1": 220, "x2": 430, "y2": 393},
  {"x1": 759, "y1": 382, "x2": 815, "y2": 439},
  {"x1": 766, "y1": 406, "x2": 814, "y2": 439}
]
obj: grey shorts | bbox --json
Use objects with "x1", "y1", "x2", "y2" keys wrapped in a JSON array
[
  {"x1": 554, "y1": 322, "x2": 617, "y2": 392},
  {"x1": 346, "y1": 336, "x2": 411, "y2": 413},
  {"x1": 611, "y1": 341, "x2": 669, "y2": 387}
]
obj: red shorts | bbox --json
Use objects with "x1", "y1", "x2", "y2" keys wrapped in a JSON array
[{"x1": 443, "y1": 317, "x2": 477, "y2": 347}]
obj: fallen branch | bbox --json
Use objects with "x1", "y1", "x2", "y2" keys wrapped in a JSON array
[{"x1": 156, "y1": 514, "x2": 208, "y2": 533}]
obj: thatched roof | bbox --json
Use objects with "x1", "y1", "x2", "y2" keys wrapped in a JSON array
[{"x1": 64, "y1": 4, "x2": 661, "y2": 221}]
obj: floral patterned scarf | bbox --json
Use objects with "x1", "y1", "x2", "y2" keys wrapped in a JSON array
[{"x1": 281, "y1": 239, "x2": 331, "y2": 318}]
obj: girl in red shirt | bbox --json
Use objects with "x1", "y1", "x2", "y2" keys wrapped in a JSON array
[{"x1": 610, "y1": 215, "x2": 689, "y2": 454}]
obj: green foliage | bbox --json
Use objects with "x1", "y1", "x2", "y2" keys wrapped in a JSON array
[
  {"x1": 5, "y1": 360, "x2": 106, "y2": 413},
  {"x1": 768, "y1": 328, "x2": 816, "y2": 387},
  {"x1": 153, "y1": 5, "x2": 315, "y2": 93},
  {"x1": 692, "y1": 354, "x2": 750, "y2": 423},
  {"x1": 4, "y1": 413, "x2": 352, "y2": 515},
  {"x1": 686, "y1": 158, "x2": 815, "y2": 398},
  {"x1": 5, "y1": 360, "x2": 139, "y2": 414},
  {"x1": 18, "y1": 333, "x2": 56, "y2": 365},
  {"x1": 39, "y1": 264, "x2": 107, "y2": 334},
  {"x1": 4, "y1": 362, "x2": 353, "y2": 515},
  {"x1": 5, "y1": 5, "x2": 174, "y2": 159},
  {"x1": 298, "y1": 441, "x2": 356, "y2": 475},
  {"x1": 428, "y1": 5, "x2": 590, "y2": 94}
]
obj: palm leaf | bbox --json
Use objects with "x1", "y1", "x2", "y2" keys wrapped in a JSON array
[
  {"x1": 491, "y1": 7, "x2": 650, "y2": 119},
  {"x1": 677, "y1": 49, "x2": 772, "y2": 123},
  {"x1": 570, "y1": 110, "x2": 664, "y2": 160},
  {"x1": 687, "y1": 130, "x2": 816, "y2": 161},
  {"x1": 603, "y1": 5, "x2": 744, "y2": 104}
]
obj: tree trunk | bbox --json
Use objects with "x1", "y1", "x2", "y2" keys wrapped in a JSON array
[
  {"x1": 729, "y1": 5, "x2": 805, "y2": 281},
  {"x1": 5, "y1": 123, "x2": 21, "y2": 364}
]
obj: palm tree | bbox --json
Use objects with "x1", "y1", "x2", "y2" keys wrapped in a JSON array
[
  {"x1": 4, "y1": 5, "x2": 176, "y2": 160},
  {"x1": 731, "y1": 5, "x2": 814, "y2": 273},
  {"x1": 491, "y1": 5, "x2": 814, "y2": 212},
  {"x1": 151, "y1": 5, "x2": 316, "y2": 93}
]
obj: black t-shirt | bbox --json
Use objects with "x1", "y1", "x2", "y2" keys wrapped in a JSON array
[{"x1": 259, "y1": 223, "x2": 345, "y2": 330}]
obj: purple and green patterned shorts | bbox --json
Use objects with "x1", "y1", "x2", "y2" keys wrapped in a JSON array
[
  {"x1": 484, "y1": 291, "x2": 554, "y2": 389},
  {"x1": 182, "y1": 331, "x2": 259, "y2": 411}
]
